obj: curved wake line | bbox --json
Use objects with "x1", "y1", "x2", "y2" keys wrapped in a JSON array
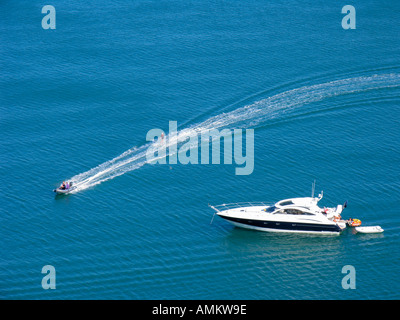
[{"x1": 68, "y1": 73, "x2": 400, "y2": 193}]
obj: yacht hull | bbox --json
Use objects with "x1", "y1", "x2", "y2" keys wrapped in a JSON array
[{"x1": 220, "y1": 215, "x2": 342, "y2": 235}]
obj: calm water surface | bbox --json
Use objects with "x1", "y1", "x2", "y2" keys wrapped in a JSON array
[{"x1": 1, "y1": 0, "x2": 399, "y2": 299}]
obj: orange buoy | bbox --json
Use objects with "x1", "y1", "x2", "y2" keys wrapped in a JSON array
[{"x1": 348, "y1": 218, "x2": 361, "y2": 227}]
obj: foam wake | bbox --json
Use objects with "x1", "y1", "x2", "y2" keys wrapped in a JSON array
[{"x1": 68, "y1": 73, "x2": 400, "y2": 192}]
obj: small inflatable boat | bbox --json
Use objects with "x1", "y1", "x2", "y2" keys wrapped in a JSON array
[
  {"x1": 53, "y1": 182, "x2": 75, "y2": 195},
  {"x1": 355, "y1": 226, "x2": 384, "y2": 234}
]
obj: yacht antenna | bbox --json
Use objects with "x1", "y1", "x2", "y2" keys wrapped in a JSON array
[{"x1": 311, "y1": 180, "x2": 316, "y2": 198}]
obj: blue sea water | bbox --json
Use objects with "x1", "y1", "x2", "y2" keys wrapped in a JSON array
[{"x1": 1, "y1": 0, "x2": 400, "y2": 299}]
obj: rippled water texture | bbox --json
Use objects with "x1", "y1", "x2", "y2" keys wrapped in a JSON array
[{"x1": 1, "y1": 0, "x2": 399, "y2": 299}]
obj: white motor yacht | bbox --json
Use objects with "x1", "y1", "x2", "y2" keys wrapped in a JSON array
[{"x1": 210, "y1": 191, "x2": 347, "y2": 235}]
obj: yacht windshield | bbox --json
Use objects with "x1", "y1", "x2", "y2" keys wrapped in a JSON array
[{"x1": 279, "y1": 200, "x2": 294, "y2": 206}]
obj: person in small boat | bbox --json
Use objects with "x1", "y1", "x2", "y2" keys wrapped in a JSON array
[
  {"x1": 65, "y1": 181, "x2": 70, "y2": 190},
  {"x1": 59, "y1": 181, "x2": 66, "y2": 190}
]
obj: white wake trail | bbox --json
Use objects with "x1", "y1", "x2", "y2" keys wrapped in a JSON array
[{"x1": 68, "y1": 73, "x2": 400, "y2": 193}]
